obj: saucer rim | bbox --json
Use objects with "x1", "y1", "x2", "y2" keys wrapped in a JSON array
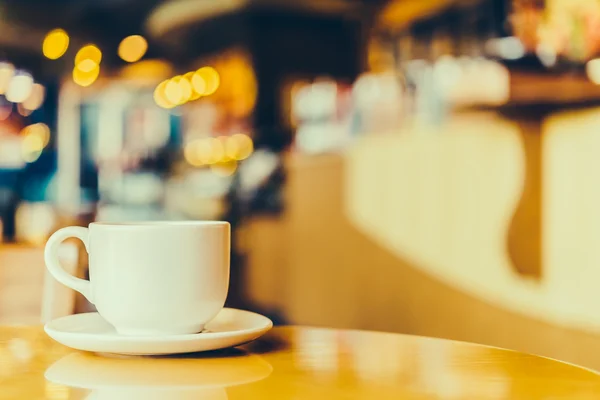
[{"x1": 44, "y1": 308, "x2": 273, "y2": 343}]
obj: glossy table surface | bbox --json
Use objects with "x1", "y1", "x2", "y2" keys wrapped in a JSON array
[{"x1": 1, "y1": 325, "x2": 599, "y2": 399}]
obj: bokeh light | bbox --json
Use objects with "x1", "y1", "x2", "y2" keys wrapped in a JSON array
[
  {"x1": 184, "y1": 138, "x2": 213, "y2": 167},
  {"x1": 43, "y1": 29, "x2": 69, "y2": 60},
  {"x1": 75, "y1": 45, "x2": 102, "y2": 68},
  {"x1": 178, "y1": 75, "x2": 193, "y2": 104},
  {"x1": 21, "y1": 123, "x2": 50, "y2": 147},
  {"x1": 226, "y1": 134, "x2": 254, "y2": 160},
  {"x1": 194, "y1": 67, "x2": 220, "y2": 96},
  {"x1": 165, "y1": 77, "x2": 183, "y2": 105},
  {"x1": 73, "y1": 63, "x2": 100, "y2": 87},
  {"x1": 6, "y1": 74, "x2": 34, "y2": 103},
  {"x1": 211, "y1": 160, "x2": 238, "y2": 177},
  {"x1": 21, "y1": 132, "x2": 44, "y2": 163},
  {"x1": 184, "y1": 135, "x2": 253, "y2": 167},
  {"x1": 185, "y1": 72, "x2": 202, "y2": 100},
  {"x1": 17, "y1": 103, "x2": 32, "y2": 117},
  {"x1": 118, "y1": 35, "x2": 148, "y2": 63},
  {"x1": 587, "y1": 59, "x2": 600, "y2": 84},
  {"x1": 153, "y1": 79, "x2": 175, "y2": 109},
  {"x1": 22, "y1": 83, "x2": 45, "y2": 111},
  {"x1": 0, "y1": 63, "x2": 15, "y2": 94}
]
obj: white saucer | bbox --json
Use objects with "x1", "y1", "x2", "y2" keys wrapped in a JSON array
[{"x1": 44, "y1": 308, "x2": 273, "y2": 355}]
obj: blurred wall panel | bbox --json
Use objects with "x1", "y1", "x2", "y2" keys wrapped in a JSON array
[{"x1": 244, "y1": 110, "x2": 600, "y2": 370}]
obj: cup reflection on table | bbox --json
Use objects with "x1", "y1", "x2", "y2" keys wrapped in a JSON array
[{"x1": 45, "y1": 349, "x2": 273, "y2": 400}]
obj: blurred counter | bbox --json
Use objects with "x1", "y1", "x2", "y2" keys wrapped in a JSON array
[{"x1": 245, "y1": 108, "x2": 600, "y2": 370}]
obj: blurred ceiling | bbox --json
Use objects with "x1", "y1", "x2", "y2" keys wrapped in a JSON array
[{"x1": 0, "y1": 0, "x2": 457, "y2": 78}]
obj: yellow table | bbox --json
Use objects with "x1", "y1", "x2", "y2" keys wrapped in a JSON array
[{"x1": 1, "y1": 325, "x2": 599, "y2": 399}]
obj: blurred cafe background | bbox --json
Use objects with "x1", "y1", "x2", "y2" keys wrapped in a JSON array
[{"x1": 4, "y1": 0, "x2": 600, "y2": 370}]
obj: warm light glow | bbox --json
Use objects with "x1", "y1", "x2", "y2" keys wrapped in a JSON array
[
  {"x1": 43, "y1": 29, "x2": 69, "y2": 60},
  {"x1": 0, "y1": 105, "x2": 11, "y2": 120},
  {"x1": 76, "y1": 59, "x2": 97, "y2": 73},
  {"x1": 17, "y1": 103, "x2": 32, "y2": 117},
  {"x1": 72, "y1": 64, "x2": 100, "y2": 87},
  {"x1": 194, "y1": 67, "x2": 220, "y2": 96},
  {"x1": 118, "y1": 35, "x2": 148, "y2": 63},
  {"x1": 208, "y1": 137, "x2": 225, "y2": 164},
  {"x1": 120, "y1": 59, "x2": 173, "y2": 81},
  {"x1": 6, "y1": 74, "x2": 34, "y2": 103},
  {"x1": 587, "y1": 59, "x2": 600, "y2": 84},
  {"x1": 21, "y1": 132, "x2": 44, "y2": 163},
  {"x1": 0, "y1": 63, "x2": 15, "y2": 94},
  {"x1": 75, "y1": 45, "x2": 102, "y2": 68},
  {"x1": 191, "y1": 72, "x2": 206, "y2": 96},
  {"x1": 153, "y1": 79, "x2": 175, "y2": 109},
  {"x1": 22, "y1": 83, "x2": 45, "y2": 110},
  {"x1": 184, "y1": 138, "x2": 213, "y2": 167},
  {"x1": 22, "y1": 123, "x2": 50, "y2": 147},
  {"x1": 211, "y1": 160, "x2": 238, "y2": 177},
  {"x1": 165, "y1": 77, "x2": 183, "y2": 105},
  {"x1": 226, "y1": 133, "x2": 254, "y2": 160},
  {"x1": 185, "y1": 72, "x2": 202, "y2": 100},
  {"x1": 178, "y1": 75, "x2": 193, "y2": 104}
]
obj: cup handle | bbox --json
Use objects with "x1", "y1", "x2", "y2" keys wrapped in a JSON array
[{"x1": 44, "y1": 226, "x2": 93, "y2": 303}]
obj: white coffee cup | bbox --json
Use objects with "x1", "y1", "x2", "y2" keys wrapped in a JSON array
[{"x1": 44, "y1": 221, "x2": 230, "y2": 336}]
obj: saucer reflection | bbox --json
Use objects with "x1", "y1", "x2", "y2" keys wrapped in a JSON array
[{"x1": 45, "y1": 349, "x2": 273, "y2": 400}]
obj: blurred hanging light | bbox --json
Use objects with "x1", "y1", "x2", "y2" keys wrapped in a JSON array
[
  {"x1": 75, "y1": 45, "x2": 102, "y2": 69},
  {"x1": 0, "y1": 63, "x2": 15, "y2": 94},
  {"x1": 6, "y1": 73, "x2": 34, "y2": 103},
  {"x1": 72, "y1": 64, "x2": 100, "y2": 87},
  {"x1": 118, "y1": 35, "x2": 148, "y2": 63},
  {"x1": 153, "y1": 79, "x2": 175, "y2": 109},
  {"x1": 193, "y1": 67, "x2": 219, "y2": 96},
  {"x1": 22, "y1": 83, "x2": 45, "y2": 111},
  {"x1": 43, "y1": 29, "x2": 69, "y2": 60}
]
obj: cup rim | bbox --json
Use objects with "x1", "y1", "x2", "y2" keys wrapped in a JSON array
[{"x1": 90, "y1": 221, "x2": 229, "y2": 229}]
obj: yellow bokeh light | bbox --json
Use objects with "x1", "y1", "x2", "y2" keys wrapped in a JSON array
[
  {"x1": 185, "y1": 72, "x2": 202, "y2": 100},
  {"x1": 22, "y1": 123, "x2": 50, "y2": 147},
  {"x1": 184, "y1": 138, "x2": 213, "y2": 167},
  {"x1": 23, "y1": 83, "x2": 45, "y2": 111},
  {"x1": 191, "y1": 72, "x2": 206, "y2": 96},
  {"x1": 0, "y1": 63, "x2": 14, "y2": 95},
  {"x1": 76, "y1": 59, "x2": 97, "y2": 73},
  {"x1": 21, "y1": 132, "x2": 44, "y2": 163},
  {"x1": 153, "y1": 79, "x2": 175, "y2": 109},
  {"x1": 6, "y1": 74, "x2": 34, "y2": 103},
  {"x1": 178, "y1": 75, "x2": 193, "y2": 104},
  {"x1": 118, "y1": 35, "x2": 148, "y2": 63},
  {"x1": 194, "y1": 67, "x2": 220, "y2": 96},
  {"x1": 208, "y1": 137, "x2": 225, "y2": 164},
  {"x1": 211, "y1": 160, "x2": 238, "y2": 177},
  {"x1": 43, "y1": 29, "x2": 69, "y2": 60},
  {"x1": 73, "y1": 64, "x2": 100, "y2": 87},
  {"x1": 75, "y1": 45, "x2": 102, "y2": 67},
  {"x1": 226, "y1": 134, "x2": 254, "y2": 161},
  {"x1": 165, "y1": 77, "x2": 183, "y2": 105}
]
